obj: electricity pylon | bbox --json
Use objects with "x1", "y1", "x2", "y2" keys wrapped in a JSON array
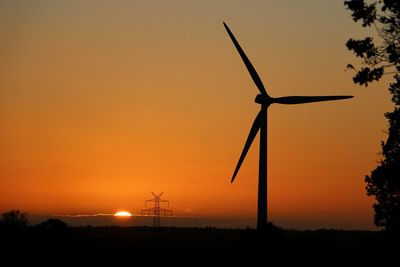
[{"x1": 141, "y1": 192, "x2": 172, "y2": 227}]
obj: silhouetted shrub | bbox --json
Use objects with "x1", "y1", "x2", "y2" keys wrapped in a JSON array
[
  {"x1": 38, "y1": 218, "x2": 69, "y2": 235},
  {"x1": 0, "y1": 210, "x2": 29, "y2": 228},
  {"x1": 38, "y1": 218, "x2": 68, "y2": 229}
]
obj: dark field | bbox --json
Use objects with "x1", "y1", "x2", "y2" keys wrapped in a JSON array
[{"x1": 1, "y1": 225, "x2": 398, "y2": 266}]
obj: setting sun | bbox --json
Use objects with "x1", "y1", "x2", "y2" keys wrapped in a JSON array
[{"x1": 114, "y1": 211, "x2": 132, "y2": 217}]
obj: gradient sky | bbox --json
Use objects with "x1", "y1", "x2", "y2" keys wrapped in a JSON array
[{"x1": 0, "y1": 0, "x2": 394, "y2": 229}]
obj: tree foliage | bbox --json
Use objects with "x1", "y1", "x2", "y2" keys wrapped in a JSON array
[
  {"x1": 345, "y1": 0, "x2": 400, "y2": 231},
  {"x1": 0, "y1": 210, "x2": 29, "y2": 227},
  {"x1": 345, "y1": 0, "x2": 400, "y2": 86}
]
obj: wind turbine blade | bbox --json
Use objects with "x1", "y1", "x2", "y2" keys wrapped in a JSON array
[
  {"x1": 231, "y1": 110, "x2": 263, "y2": 183},
  {"x1": 273, "y1": 95, "x2": 353, "y2": 105},
  {"x1": 223, "y1": 22, "x2": 268, "y2": 96}
]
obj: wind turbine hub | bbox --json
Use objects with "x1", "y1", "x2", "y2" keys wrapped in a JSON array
[{"x1": 255, "y1": 94, "x2": 271, "y2": 105}]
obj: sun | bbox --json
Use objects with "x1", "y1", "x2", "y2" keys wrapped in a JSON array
[{"x1": 114, "y1": 211, "x2": 132, "y2": 217}]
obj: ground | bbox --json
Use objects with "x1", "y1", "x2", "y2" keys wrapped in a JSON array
[{"x1": 1, "y1": 225, "x2": 397, "y2": 266}]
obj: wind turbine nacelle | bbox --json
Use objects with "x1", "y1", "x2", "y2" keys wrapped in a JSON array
[{"x1": 255, "y1": 94, "x2": 271, "y2": 105}]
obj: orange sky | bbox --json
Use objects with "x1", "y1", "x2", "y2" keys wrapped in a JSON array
[{"x1": 0, "y1": 1, "x2": 393, "y2": 229}]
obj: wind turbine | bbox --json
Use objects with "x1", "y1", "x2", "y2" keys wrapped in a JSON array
[{"x1": 223, "y1": 22, "x2": 353, "y2": 231}]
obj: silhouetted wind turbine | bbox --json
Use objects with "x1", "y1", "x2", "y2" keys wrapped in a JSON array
[{"x1": 223, "y1": 22, "x2": 353, "y2": 231}]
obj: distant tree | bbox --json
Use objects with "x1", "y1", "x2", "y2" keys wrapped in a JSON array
[
  {"x1": 38, "y1": 218, "x2": 69, "y2": 238},
  {"x1": 344, "y1": 0, "x2": 400, "y2": 231},
  {"x1": 0, "y1": 210, "x2": 29, "y2": 227},
  {"x1": 38, "y1": 218, "x2": 68, "y2": 229}
]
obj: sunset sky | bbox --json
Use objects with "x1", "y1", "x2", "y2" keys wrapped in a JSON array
[{"x1": 0, "y1": 1, "x2": 394, "y2": 229}]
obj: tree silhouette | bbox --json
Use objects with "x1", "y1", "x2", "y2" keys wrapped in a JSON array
[
  {"x1": 0, "y1": 210, "x2": 29, "y2": 228},
  {"x1": 37, "y1": 218, "x2": 70, "y2": 241},
  {"x1": 38, "y1": 218, "x2": 68, "y2": 229},
  {"x1": 345, "y1": 0, "x2": 400, "y2": 231}
]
